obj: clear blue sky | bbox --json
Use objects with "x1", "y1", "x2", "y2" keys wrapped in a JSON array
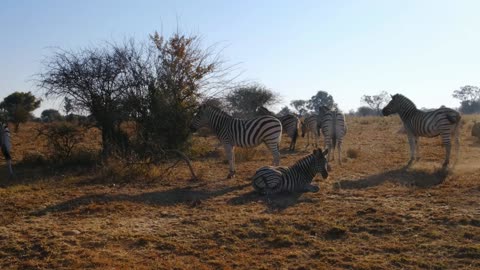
[{"x1": 1, "y1": 0, "x2": 480, "y2": 115}]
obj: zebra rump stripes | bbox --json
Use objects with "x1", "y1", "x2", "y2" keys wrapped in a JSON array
[
  {"x1": 0, "y1": 122, "x2": 13, "y2": 176},
  {"x1": 301, "y1": 115, "x2": 320, "y2": 148},
  {"x1": 382, "y1": 94, "x2": 461, "y2": 168},
  {"x1": 319, "y1": 106, "x2": 347, "y2": 164},
  {"x1": 257, "y1": 106, "x2": 300, "y2": 151},
  {"x1": 190, "y1": 104, "x2": 282, "y2": 178},
  {"x1": 252, "y1": 148, "x2": 329, "y2": 195}
]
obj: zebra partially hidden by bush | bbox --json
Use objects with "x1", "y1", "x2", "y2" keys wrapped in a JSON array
[
  {"x1": 190, "y1": 104, "x2": 282, "y2": 178},
  {"x1": 257, "y1": 106, "x2": 300, "y2": 151},
  {"x1": 1, "y1": 122, "x2": 13, "y2": 176},
  {"x1": 301, "y1": 114, "x2": 320, "y2": 149},
  {"x1": 318, "y1": 106, "x2": 347, "y2": 165},
  {"x1": 252, "y1": 148, "x2": 329, "y2": 195},
  {"x1": 382, "y1": 94, "x2": 461, "y2": 168}
]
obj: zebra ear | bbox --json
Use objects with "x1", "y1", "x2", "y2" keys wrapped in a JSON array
[
  {"x1": 322, "y1": 149, "x2": 329, "y2": 156},
  {"x1": 313, "y1": 149, "x2": 319, "y2": 155}
]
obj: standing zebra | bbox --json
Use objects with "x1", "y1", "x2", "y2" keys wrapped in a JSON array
[
  {"x1": 382, "y1": 94, "x2": 461, "y2": 168},
  {"x1": 318, "y1": 106, "x2": 347, "y2": 165},
  {"x1": 0, "y1": 122, "x2": 13, "y2": 176},
  {"x1": 190, "y1": 104, "x2": 282, "y2": 178},
  {"x1": 301, "y1": 115, "x2": 320, "y2": 148},
  {"x1": 252, "y1": 148, "x2": 329, "y2": 195},
  {"x1": 257, "y1": 106, "x2": 300, "y2": 151}
]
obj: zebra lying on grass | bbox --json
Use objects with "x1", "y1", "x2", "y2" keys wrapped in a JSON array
[
  {"x1": 257, "y1": 106, "x2": 300, "y2": 151},
  {"x1": 318, "y1": 106, "x2": 347, "y2": 165},
  {"x1": 301, "y1": 115, "x2": 320, "y2": 148},
  {"x1": 0, "y1": 123, "x2": 13, "y2": 176},
  {"x1": 382, "y1": 94, "x2": 461, "y2": 168},
  {"x1": 252, "y1": 148, "x2": 329, "y2": 195},
  {"x1": 190, "y1": 104, "x2": 282, "y2": 179}
]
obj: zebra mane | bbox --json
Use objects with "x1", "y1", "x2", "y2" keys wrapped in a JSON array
[
  {"x1": 257, "y1": 106, "x2": 274, "y2": 116},
  {"x1": 393, "y1": 94, "x2": 418, "y2": 109},
  {"x1": 202, "y1": 104, "x2": 232, "y2": 118}
]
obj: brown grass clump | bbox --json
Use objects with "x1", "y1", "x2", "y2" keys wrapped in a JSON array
[{"x1": 346, "y1": 148, "x2": 360, "y2": 159}]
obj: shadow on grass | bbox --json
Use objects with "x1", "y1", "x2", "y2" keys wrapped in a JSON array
[
  {"x1": 228, "y1": 190, "x2": 315, "y2": 211},
  {"x1": 336, "y1": 167, "x2": 448, "y2": 189},
  {"x1": 32, "y1": 183, "x2": 250, "y2": 216}
]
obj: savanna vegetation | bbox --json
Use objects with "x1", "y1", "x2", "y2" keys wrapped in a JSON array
[{"x1": 1, "y1": 30, "x2": 480, "y2": 269}]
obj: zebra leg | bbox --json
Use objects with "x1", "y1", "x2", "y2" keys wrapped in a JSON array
[
  {"x1": 337, "y1": 139, "x2": 342, "y2": 165},
  {"x1": 406, "y1": 134, "x2": 416, "y2": 167},
  {"x1": 415, "y1": 137, "x2": 420, "y2": 161},
  {"x1": 7, "y1": 160, "x2": 13, "y2": 177},
  {"x1": 223, "y1": 144, "x2": 236, "y2": 178},
  {"x1": 453, "y1": 123, "x2": 461, "y2": 165},
  {"x1": 272, "y1": 143, "x2": 280, "y2": 166},
  {"x1": 304, "y1": 133, "x2": 310, "y2": 149},
  {"x1": 441, "y1": 133, "x2": 451, "y2": 168}
]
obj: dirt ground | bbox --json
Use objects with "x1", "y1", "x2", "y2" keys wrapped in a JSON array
[{"x1": 1, "y1": 115, "x2": 479, "y2": 269}]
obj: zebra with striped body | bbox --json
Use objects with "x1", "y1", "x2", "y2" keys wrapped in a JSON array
[
  {"x1": 252, "y1": 148, "x2": 329, "y2": 195},
  {"x1": 190, "y1": 104, "x2": 282, "y2": 178},
  {"x1": 318, "y1": 106, "x2": 347, "y2": 165},
  {"x1": 257, "y1": 106, "x2": 300, "y2": 151},
  {"x1": 301, "y1": 115, "x2": 320, "y2": 148},
  {"x1": 0, "y1": 123, "x2": 13, "y2": 176},
  {"x1": 382, "y1": 94, "x2": 461, "y2": 168}
]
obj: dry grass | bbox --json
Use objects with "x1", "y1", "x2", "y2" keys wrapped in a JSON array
[{"x1": 1, "y1": 115, "x2": 480, "y2": 269}]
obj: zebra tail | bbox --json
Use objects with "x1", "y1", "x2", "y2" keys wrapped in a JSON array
[
  {"x1": 446, "y1": 112, "x2": 461, "y2": 124},
  {"x1": 332, "y1": 134, "x2": 337, "y2": 150}
]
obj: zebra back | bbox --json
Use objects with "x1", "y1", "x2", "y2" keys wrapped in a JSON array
[{"x1": 192, "y1": 104, "x2": 282, "y2": 147}]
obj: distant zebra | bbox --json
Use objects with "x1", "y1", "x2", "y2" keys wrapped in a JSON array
[
  {"x1": 257, "y1": 106, "x2": 300, "y2": 151},
  {"x1": 190, "y1": 104, "x2": 282, "y2": 178},
  {"x1": 0, "y1": 122, "x2": 13, "y2": 176},
  {"x1": 318, "y1": 106, "x2": 347, "y2": 165},
  {"x1": 301, "y1": 115, "x2": 320, "y2": 148},
  {"x1": 382, "y1": 94, "x2": 461, "y2": 168},
  {"x1": 252, "y1": 148, "x2": 329, "y2": 195}
]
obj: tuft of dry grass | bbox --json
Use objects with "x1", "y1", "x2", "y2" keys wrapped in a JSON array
[{"x1": 346, "y1": 148, "x2": 360, "y2": 159}]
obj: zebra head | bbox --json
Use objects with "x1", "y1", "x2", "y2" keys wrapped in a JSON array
[
  {"x1": 190, "y1": 104, "x2": 210, "y2": 132},
  {"x1": 382, "y1": 94, "x2": 400, "y2": 116},
  {"x1": 313, "y1": 148, "x2": 329, "y2": 179}
]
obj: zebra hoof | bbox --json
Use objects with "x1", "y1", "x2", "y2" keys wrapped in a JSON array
[{"x1": 227, "y1": 172, "x2": 236, "y2": 179}]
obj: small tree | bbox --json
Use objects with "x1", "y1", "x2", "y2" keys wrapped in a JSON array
[
  {"x1": 453, "y1": 85, "x2": 480, "y2": 114},
  {"x1": 290, "y1": 100, "x2": 309, "y2": 116},
  {"x1": 225, "y1": 84, "x2": 280, "y2": 117},
  {"x1": 130, "y1": 31, "x2": 234, "y2": 154},
  {"x1": 64, "y1": 97, "x2": 74, "y2": 115},
  {"x1": 36, "y1": 122, "x2": 82, "y2": 160},
  {"x1": 361, "y1": 91, "x2": 389, "y2": 115},
  {"x1": 307, "y1": 91, "x2": 336, "y2": 113},
  {"x1": 41, "y1": 109, "x2": 63, "y2": 122},
  {"x1": 0, "y1": 91, "x2": 41, "y2": 131},
  {"x1": 278, "y1": 106, "x2": 293, "y2": 116},
  {"x1": 38, "y1": 41, "x2": 142, "y2": 157},
  {"x1": 356, "y1": 106, "x2": 377, "y2": 117}
]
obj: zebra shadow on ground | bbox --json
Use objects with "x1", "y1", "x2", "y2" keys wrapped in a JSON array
[
  {"x1": 228, "y1": 190, "x2": 316, "y2": 211},
  {"x1": 336, "y1": 167, "x2": 448, "y2": 189},
  {"x1": 32, "y1": 183, "x2": 250, "y2": 216}
]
